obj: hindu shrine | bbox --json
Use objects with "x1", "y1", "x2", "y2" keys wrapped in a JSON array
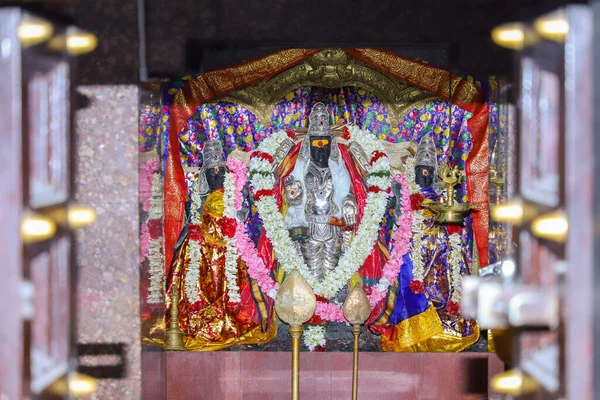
[{"x1": 5, "y1": 1, "x2": 596, "y2": 398}]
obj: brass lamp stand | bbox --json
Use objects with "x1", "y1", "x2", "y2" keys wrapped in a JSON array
[
  {"x1": 165, "y1": 283, "x2": 186, "y2": 351},
  {"x1": 422, "y1": 164, "x2": 475, "y2": 224},
  {"x1": 274, "y1": 270, "x2": 317, "y2": 400},
  {"x1": 342, "y1": 284, "x2": 371, "y2": 400}
]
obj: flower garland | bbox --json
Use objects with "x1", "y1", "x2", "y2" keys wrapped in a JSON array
[
  {"x1": 222, "y1": 159, "x2": 244, "y2": 303},
  {"x1": 140, "y1": 157, "x2": 166, "y2": 304},
  {"x1": 249, "y1": 126, "x2": 390, "y2": 300},
  {"x1": 404, "y1": 157, "x2": 426, "y2": 293},
  {"x1": 190, "y1": 173, "x2": 203, "y2": 224},
  {"x1": 146, "y1": 238, "x2": 164, "y2": 304},
  {"x1": 367, "y1": 173, "x2": 413, "y2": 306},
  {"x1": 223, "y1": 158, "x2": 280, "y2": 299},
  {"x1": 315, "y1": 301, "x2": 346, "y2": 323},
  {"x1": 447, "y1": 231, "x2": 463, "y2": 316},
  {"x1": 404, "y1": 154, "x2": 466, "y2": 315},
  {"x1": 182, "y1": 164, "x2": 209, "y2": 305},
  {"x1": 302, "y1": 325, "x2": 327, "y2": 351}
]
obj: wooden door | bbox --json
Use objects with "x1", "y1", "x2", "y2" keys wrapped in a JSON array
[
  {"x1": 512, "y1": 5, "x2": 593, "y2": 399},
  {"x1": 0, "y1": 9, "x2": 77, "y2": 399}
]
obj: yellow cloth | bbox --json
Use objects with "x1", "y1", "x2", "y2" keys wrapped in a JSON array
[
  {"x1": 381, "y1": 305, "x2": 444, "y2": 351},
  {"x1": 147, "y1": 189, "x2": 276, "y2": 351}
]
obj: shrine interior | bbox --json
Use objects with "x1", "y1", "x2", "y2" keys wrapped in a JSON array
[{"x1": 2, "y1": 0, "x2": 600, "y2": 399}]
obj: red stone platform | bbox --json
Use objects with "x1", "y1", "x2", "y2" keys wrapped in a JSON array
[{"x1": 143, "y1": 351, "x2": 503, "y2": 400}]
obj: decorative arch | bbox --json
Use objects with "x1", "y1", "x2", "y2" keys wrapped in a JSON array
[{"x1": 164, "y1": 48, "x2": 489, "y2": 273}]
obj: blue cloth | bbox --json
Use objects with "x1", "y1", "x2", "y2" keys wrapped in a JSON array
[{"x1": 389, "y1": 254, "x2": 430, "y2": 325}]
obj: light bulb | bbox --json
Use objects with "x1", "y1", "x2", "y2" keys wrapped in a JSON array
[
  {"x1": 491, "y1": 201, "x2": 523, "y2": 224},
  {"x1": 491, "y1": 22, "x2": 539, "y2": 50},
  {"x1": 21, "y1": 214, "x2": 57, "y2": 243},
  {"x1": 491, "y1": 369, "x2": 539, "y2": 395},
  {"x1": 69, "y1": 373, "x2": 98, "y2": 396},
  {"x1": 534, "y1": 11, "x2": 568, "y2": 42},
  {"x1": 68, "y1": 205, "x2": 96, "y2": 229},
  {"x1": 531, "y1": 211, "x2": 568, "y2": 242},
  {"x1": 66, "y1": 28, "x2": 98, "y2": 56},
  {"x1": 491, "y1": 23, "x2": 525, "y2": 50},
  {"x1": 18, "y1": 18, "x2": 53, "y2": 48}
]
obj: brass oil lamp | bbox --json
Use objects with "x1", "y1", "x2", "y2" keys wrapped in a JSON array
[
  {"x1": 165, "y1": 283, "x2": 186, "y2": 351},
  {"x1": 422, "y1": 163, "x2": 475, "y2": 223}
]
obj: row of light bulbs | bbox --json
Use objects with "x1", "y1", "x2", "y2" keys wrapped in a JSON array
[
  {"x1": 491, "y1": 10, "x2": 569, "y2": 243},
  {"x1": 491, "y1": 200, "x2": 568, "y2": 242},
  {"x1": 489, "y1": 198, "x2": 566, "y2": 396},
  {"x1": 22, "y1": 205, "x2": 99, "y2": 397},
  {"x1": 491, "y1": 10, "x2": 569, "y2": 50},
  {"x1": 19, "y1": 14, "x2": 99, "y2": 399},
  {"x1": 491, "y1": 12, "x2": 568, "y2": 390},
  {"x1": 18, "y1": 16, "x2": 97, "y2": 55}
]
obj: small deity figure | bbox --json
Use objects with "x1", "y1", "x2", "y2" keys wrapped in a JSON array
[
  {"x1": 161, "y1": 140, "x2": 274, "y2": 350},
  {"x1": 404, "y1": 134, "x2": 480, "y2": 351}
]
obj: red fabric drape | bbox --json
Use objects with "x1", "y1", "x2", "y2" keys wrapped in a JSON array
[
  {"x1": 164, "y1": 49, "x2": 489, "y2": 275},
  {"x1": 345, "y1": 48, "x2": 489, "y2": 266},
  {"x1": 164, "y1": 50, "x2": 319, "y2": 274}
]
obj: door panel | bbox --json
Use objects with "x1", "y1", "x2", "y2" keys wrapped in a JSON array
[{"x1": 0, "y1": 8, "x2": 77, "y2": 399}]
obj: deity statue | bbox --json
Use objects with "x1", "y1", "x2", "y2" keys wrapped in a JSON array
[
  {"x1": 282, "y1": 103, "x2": 357, "y2": 299},
  {"x1": 159, "y1": 140, "x2": 275, "y2": 350},
  {"x1": 397, "y1": 134, "x2": 480, "y2": 352},
  {"x1": 256, "y1": 103, "x2": 442, "y2": 350}
]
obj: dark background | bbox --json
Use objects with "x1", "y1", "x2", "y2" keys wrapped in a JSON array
[{"x1": 8, "y1": 0, "x2": 584, "y2": 84}]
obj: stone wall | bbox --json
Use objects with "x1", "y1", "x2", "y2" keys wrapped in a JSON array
[{"x1": 73, "y1": 85, "x2": 141, "y2": 399}]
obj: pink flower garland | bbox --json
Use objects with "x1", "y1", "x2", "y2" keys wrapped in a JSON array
[
  {"x1": 140, "y1": 159, "x2": 159, "y2": 212},
  {"x1": 367, "y1": 174, "x2": 413, "y2": 306},
  {"x1": 226, "y1": 161, "x2": 412, "y2": 321},
  {"x1": 227, "y1": 158, "x2": 246, "y2": 210},
  {"x1": 227, "y1": 158, "x2": 279, "y2": 296},
  {"x1": 140, "y1": 158, "x2": 160, "y2": 258},
  {"x1": 315, "y1": 301, "x2": 347, "y2": 323}
]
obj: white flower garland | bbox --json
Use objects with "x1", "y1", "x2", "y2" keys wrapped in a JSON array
[
  {"x1": 190, "y1": 173, "x2": 203, "y2": 224},
  {"x1": 186, "y1": 239, "x2": 202, "y2": 304},
  {"x1": 302, "y1": 325, "x2": 327, "y2": 351},
  {"x1": 148, "y1": 173, "x2": 164, "y2": 219},
  {"x1": 250, "y1": 127, "x2": 390, "y2": 299},
  {"x1": 404, "y1": 157, "x2": 425, "y2": 282},
  {"x1": 146, "y1": 238, "x2": 165, "y2": 304},
  {"x1": 448, "y1": 232, "x2": 463, "y2": 303},
  {"x1": 222, "y1": 163, "x2": 242, "y2": 303},
  {"x1": 405, "y1": 154, "x2": 465, "y2": 306},
  {"x1": 142, "y1": 160, "x2": 165, "y2": 305}
]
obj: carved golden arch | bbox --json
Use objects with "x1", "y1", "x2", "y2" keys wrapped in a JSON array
[
  {"x1": 166, "y1": 48, "x2": 490, "y2": 273},
  {"x1": 216, "y1": 49, "x2": 443, "y2": 128}
]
